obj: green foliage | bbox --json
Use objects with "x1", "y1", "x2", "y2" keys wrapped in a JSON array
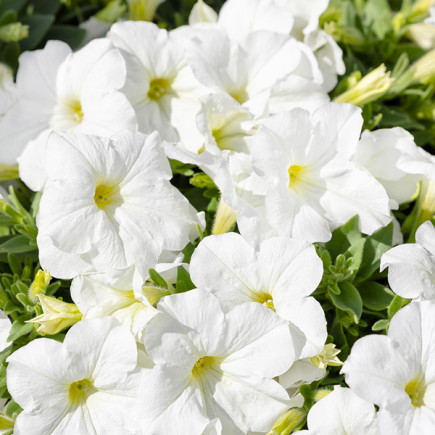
[{"x1": 314, "y1": 216, "x2": 398, "y2": 360}]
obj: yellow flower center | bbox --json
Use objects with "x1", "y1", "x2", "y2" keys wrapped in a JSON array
[
  {"x1": 229, "y1": 89, "x2": 248, "y2": 104},
  {"x1": 255, "y1": 292, "x2": 275, "y2": 311},
  {"x1": 288, "y1": 165, "x2": 305, "y2": 187},
  {"x1": 148, "y1": 78, "x2": 171, "y2": 100},
  {"x1": 405, "y1": 377, "x2": 427, "y2": 407},
  {"x1": 94, "y1": 184, "x2": 118, "y2": 210},
  {"x1": 191, "y1": 356, "x2": 217, "y2": 378},
  {"x1": 68, "y1": 99, "x2": 84, "y2": 123},
  {"x1": 68, "y1": 379, "x2": 95, "y2": 407}
]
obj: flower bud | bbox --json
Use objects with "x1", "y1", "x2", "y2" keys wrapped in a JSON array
[
  {"x1": 127, "y1": 0, "x2": 165, "y2": 21},
  {"x1": 411, "y1": 49, "x2": 435, "y2": 84},
  {"x1": 0, "y1": 23, "x2": 29, "y2": 42},
  {"x1": 267, "y1": 408, "x2": 305, "y2": 435},
  {"x1": 334, "y1": 64, "x2": 394, "y2": 106},
  {"x1": 28, "y1": 270, "x2": 51, "y2": 303},
  {"x1": 212, "y1": 198, "x2": 237, "y2": 235},
  {"x1": 28, "y1": 295, "x2": 83, "y2": 335}
]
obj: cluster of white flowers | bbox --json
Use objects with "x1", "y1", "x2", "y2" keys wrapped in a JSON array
[{"x1": 1, "y1": 0, "x2": 435, "y2": 433}]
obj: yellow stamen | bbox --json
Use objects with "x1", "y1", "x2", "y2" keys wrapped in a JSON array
[
  {"x1": 405, "y1": 377, "x2": 427, "y2": 407},
  {"x1": 191, "y1": 356, "x2": 216, "y2": 378},
  {"x1": 255, "y1": 292, "x2": 275, "y2": 311},
  {"x1": 288, "y1": 165, "x2": 305, "y2": 187},
  {"x1": 68, "y1": 100, "x2": 84, "y2": 123},
  {"x1": 229, "y1": 89, "x2": 248, "y2": 104},
  {"x1": 148, "y1": 78, "x2": 170, "y2": 100},
  {"x1": 69, "y1": 379, "x2": 96, "y2": 407},
  {"x1": 94, "y1": 184, "x2": 117, "y2": 210}
]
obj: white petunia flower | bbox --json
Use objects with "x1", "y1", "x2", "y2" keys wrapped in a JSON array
[
  {"x1": 0, "y1": 63, "x2": 17, "y2": 121},
  {"x1": 7, "y1": 317, "x2": 141, "y2": 434},
  {"x1": 353, "y1": 127, "x2": 428, "y2": 206},
  {"x1": 181, "y1": 27, "x2": 326, "y2": 117},
  {"x1": 296, "y1": 386, "x2": 378, "y2": 435},
  {"x1": 381, "y1": 221, "x2": 435, "y2": 300},
  {"x1": 204, "y1": 0, "x2": 344, "y2": 91},
  {"x1": 107, "y1": 21, "x2": 206, "y2": 153},
  {"x1": 2, "y1": 39, "x2": 136, "y2": 175},
  {"x1": 238, "y1": 103, "x2": 391, "y2": 243},
  {"x1": 71, "y1": 258, "x2": 182, "y2": 342},
  {"x1": 189, "y1": 233, "x2": 326, "y2": 359},
  {"x1": 189, "y1": 0, "x2": 218, "y2": 25},
  {"x1": 138, "y1": 290, "x2": 294, "y2": 434},
  {"x1": 342, "y1": 300, "x2": 435, "y2": 435},
  {"x1": 36, "y1": 130, "x2": 201, "y2": 279},
  {"x1": 0, "y1": 309, "x2": 11, "y2": 352}
]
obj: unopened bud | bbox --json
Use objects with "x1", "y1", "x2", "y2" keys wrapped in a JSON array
[
  {"x1": 334, "y1": 64, "x2": 394, "y2": 106},
  {"x1": 28, "y1": 295, "x2": 82, "y2": 335}
]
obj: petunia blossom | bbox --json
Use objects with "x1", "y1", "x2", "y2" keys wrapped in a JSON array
[
  {"x1": 137, "y1": 290, "x2": 294, "y2": 434},
  {"x1": 7, "y1": 317, "x2": 141, "y2": 434}
]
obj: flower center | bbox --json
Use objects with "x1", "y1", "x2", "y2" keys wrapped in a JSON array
[
  {"x1": 288, "y1": 165, "x2": 305, "y2": 187},
  {"x1": 148, "y1": 78, "x2": 171, "y2": 100},
  {"x1": 68, "y1": 99, "x2": 84, "y2": 123},
  {"x1": 94, "y1": 184, "x2": 117, "y2": 210},
  {"x1": 405, "y1": 376, "x2": 427, "y2": 407},
  {"x1": 191, "y1": 356, "x2": 216, "y2": 378},
  {"x1": 229, "y1": 89, "x2": 248, "y2": 104},
  {"x1": 69, "y1": 379, "x2": 95, "y2": 406},
  {"x1": 255, "y1": 292, "x2": 275, "y2": 311}
]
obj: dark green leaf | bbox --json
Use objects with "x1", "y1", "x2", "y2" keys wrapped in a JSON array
[
  {"x1": 330, "y1": 281, "x2": 363, "y2": 323},
  {"x1": 148, "y1": 268, "x2": 168, "y2": 289},
  {"x1": 358, "y1": 281, "x2": 394, "y2": 311},
  {"x1": 357, "y1": 222, "x2": 394, "y2": 282},
  {"x1": 0, "y1": 0, "x2": 27, "y2": 15},
  {"x1": 43, "y1": 25, "x2": 86, "y2": 50},
  {"x1": 325, "y1": 215, "x2": 362, "y2": 260},
  {"x1": 176, "y1": 266, "x2": 195, "y2": 293},
  {"x1": 20, "y1": 14, "x2": 55, "y2": 51},
  {"x1": 32, "y1": 0, "x2": 61, "y2": 14}
]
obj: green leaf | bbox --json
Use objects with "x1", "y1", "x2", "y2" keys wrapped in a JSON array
[
  {"x1": 372, "y1": 319, "x2": 389, "y2": 332},
  {"x1": 3, "y1": 301, "x2": 19, "y2": 315},
  {"x1": 169, "y1": 159, "x2": 195, "y2": 176},
  {"x1": 148, "y1": 268, "x2": 168, "y2": 289},
  {"x1": 190, "y1": 172, "x2": 216, "y2": 189},
  {"x1": 7, "y1": 253, "x2": 22, "y2": 276},
  {"x1": 0, "y1": 0, "x2": 27, "y2": 15},
  {"x1": 43, "y1": 25, "x2": 86, "y2": 50},
  {"x1": 358, "y1": 281, "x2": 394, "y2": 311},
  {"x1": 7, "y1": 318, "x2": 33, "y2": 342},
  {"x1": 357, "y1": 222, "x2": 394, "y2": 282},
  {"x1": 176, "y1": 266, "x2": 195, "y2": 293},
  {"x1": 32, "y1": 0, "x2": 62, "y2": 14},
  {"x1": 0, "y1": 10, "x2": 17, "y2": 26},
  {"x1": 0, "y1": 235, "x2": 36, "y2": 253},
  {"x1": 388, "y1": 295, "x2": 409, "y2": 319},
  {"x1": 19, "y1": 14, "x2": 55, "y2": 51},
  {"x1": 329, "y1": 281, "x2": 363, "y2": 323},
  {"x1": 325, "y1": 215, "x2": 362, "y2": 260},
  {"x1": 4, "y1": 399, "x2": 22, "y2": 418},
  {"x1": 363, "y1": 0, "x2": 392, "y2": 39},
  {"x1": 378, "y1": 105, "x2": 425, "y2": 131}
]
